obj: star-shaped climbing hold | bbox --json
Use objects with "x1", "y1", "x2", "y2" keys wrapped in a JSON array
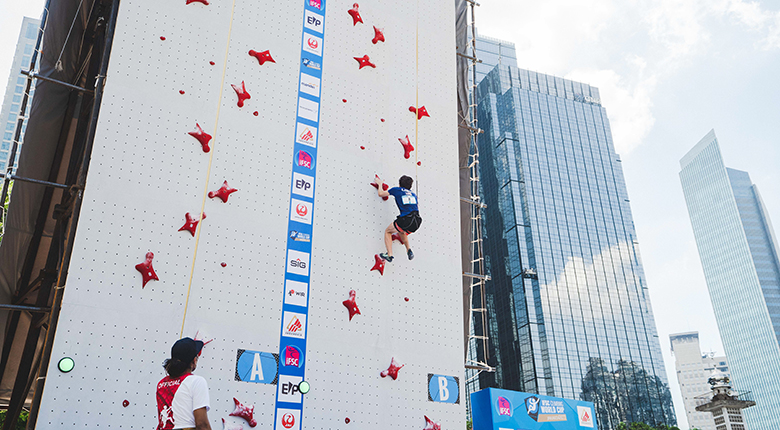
[
  {"x1": 188, "y1": 123, "x2": 212, "y2": 153},
  {"x1": 370, "y1": 181, "x2": 389, "y2": 201},
  {"x1": 343, "y1": 290, "x2": 361, "y2": 321},
  {"x1": 179, "y1": 212, "x2": 206, "y2": 237},
  {"x1": 186, "y1": 0, "x2": 209, "y2": 4},
  {"x1": 380, "y1": 357, "x2": 404, "y2": 380},
  {"x1": 229, "y1": 398, "x2": 257, "y2": 427},
  {"x1": 371, "y1": 254, "x2": 385, "y2": 276},
  {"x1": 135, "y1": 252, "x2": 159, "y2": 288},
  {"x1": 423, "y1": 416, "x2": 441, "y2": 430},
  {"x1": 232, "y1": 81, "x2": 251, "y2": 108},
  {"x1": 222, "y1": 418, "x2": 243, "y2": 430},
  {"x1": 208, "y1": 180, "x2": 238, "y2": 203},
  {"x1": 354, "y1": 55, "x2": 376, "y2": 69},
  {"x1": 391, "y1": 233, "x2": 404, "y2": 244},
  {"x1": 248, "y1": 49, "x2": 275, "y2": 66},
  {"x1": 409, "y1": 105, "x2": 430, "y2": 120},
  {"x1": 399, "y1": 135, "x2": 415, "y2": 159},
  {"x1": 372, "y1": 26, "x2": 385, "y2": 44},
  {"x1": 348, "y1": 3, "x2": 363, "y2": 26}
]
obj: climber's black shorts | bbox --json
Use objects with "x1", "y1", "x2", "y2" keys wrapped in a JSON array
[{"x1": 394, "y1": 211, "x2": 422, "y2": 234}]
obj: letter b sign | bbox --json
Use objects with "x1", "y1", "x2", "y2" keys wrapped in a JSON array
[{"x1": 427, "y1": 374, "x2": 459, "y2": 404}]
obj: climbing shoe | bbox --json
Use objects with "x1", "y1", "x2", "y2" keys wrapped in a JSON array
[
  {"x1": 380, "y1": 252, "x2": 394, "y2": 262},
  {"x1": 407, "y1": 249, "x2": 414, "y2": 260}
]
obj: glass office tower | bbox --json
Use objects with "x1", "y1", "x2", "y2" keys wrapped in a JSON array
[
  {"x1": 0, "y1": 17, "x2": 40, "y2": 172},
  {"x1": 680, "y1": 130, "x2": 780, "y2": 430},
  {"x1": 473, "y1": 64, "x2": 675, "y2": 429}
]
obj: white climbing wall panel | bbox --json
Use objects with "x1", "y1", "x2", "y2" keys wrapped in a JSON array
[{"x1": 37, "y1": 0, "x2": 463, "y2": 428}]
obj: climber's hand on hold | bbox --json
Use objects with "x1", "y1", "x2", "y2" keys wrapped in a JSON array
[{"x1": 375, "y1": 175, "x2": 390, "y2": 198}]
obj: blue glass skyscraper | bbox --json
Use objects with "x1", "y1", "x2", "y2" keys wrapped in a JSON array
[
  {"x1": 680, "y1": 130, "x2": 780, "y2": 430},
  {"x1": 473, "y1": 61, "x2": 675, "y2": 429}
]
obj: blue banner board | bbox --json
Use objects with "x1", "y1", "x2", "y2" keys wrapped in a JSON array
[{"x1": 471, "y1": 388, "x2": 598, "y2": 430}]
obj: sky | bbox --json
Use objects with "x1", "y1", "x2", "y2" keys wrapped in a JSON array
[{"x1": 0, "y1": 0, "x2": 779, "y2": 428}]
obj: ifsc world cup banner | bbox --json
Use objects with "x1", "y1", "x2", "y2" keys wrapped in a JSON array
[{"x1": 471, "y1": 388, "x2": 598, "y2": 430}]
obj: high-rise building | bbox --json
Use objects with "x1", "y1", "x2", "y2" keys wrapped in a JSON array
[
  {"x1": 670, "y1": 331, "x2": 730, "y2": 430},
  {"x1": 0, "y1": 17, "x2": 40, "y2": 172},
  {"x1": 680, "y1": 130, "x2": 780, "y2": 430},
  {"x1": 473, "y1": 32, "x2": 517, "y2": 85},
  {"x1": 471, "y1": 43, "x2": 676, "y2": 428}
]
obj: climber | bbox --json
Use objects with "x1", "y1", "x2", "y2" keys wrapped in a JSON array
[{"x1": 375, "y1": 175, "x2": 422, "y2": 262}]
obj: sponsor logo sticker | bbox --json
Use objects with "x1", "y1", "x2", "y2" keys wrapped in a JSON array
[
  {"x1": 282, "y1": 345, "x2": 304, "y2": 368},
  {"x1": 277, "y1": 375, "x2": 304, "y2": 403},
  {"x1": 308, "y1": 0, "x2": 322, "y2": 10},
  {"x1": 290, "y1": 198, "x2": 312, "y2": 225},
  {"x1": 578, "y1": 406, "x2": 594, "y2": 428},
  {"x1": 286, "y1": 249, "x2": 310, "y2": 276},
  {"x1": 295, "y1": 122, "x2": 317, "y2": 148},
  {"x1": 302, "y1": 33, "x2": 322, "y2": 56},
  {"x1": 302, "y1": 58, "x2": 321, "y2": 71},
  {"x1": 284, "y1": 279, "x2": 308, "y2": 307},
  {"x1": 277, "y1": 409, "x2": 300, "y2": 430},
  {"x1": 304, "y1": 10, "x2": 324, "y2": 33},
  {"x1": 292, "y1": 172, "x2": 314, "y2": 198},
  {"x1": 289, "y1": 230, "x2": 311, "y2": 242},
  {"x1": 299, "y1": 73, "x2": 321, "y2": 98},
  {"x1": 297, "y1": 97, "x2": 319, "y2": 122},
  {"x1": 282, "y1": 311, "x2": 307, "y2": 339},
  {"x1": 297, "y1": 150, "x2": 315, "y2": 169}
]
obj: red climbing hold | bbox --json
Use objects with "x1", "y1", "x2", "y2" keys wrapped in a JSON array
[
  {"x1": 399, "y1": 135, "x2": 415, "y2": 159},
  {"x1": 348, "y1": 3, "x2": 363, "y2": 26},
  {"x1": 209, "y1": 61, "x2": 216, "y2": 66},
  {"x1": 372, "y1": 26, "x2": 385, "y2": 44},
  {"x1": 135, "y1": 252, "x2": 159, "y2": 288},
  {"x1": 188, "y1": 123, "x2": 212, "y2": 153},
  {"x1": 221, "y1": 262, "x2": 227, "y2": 268},
  {"x1": 409, "y1": 105, "x2": 430, "y2": 120},
  {"x1": 160, "y1": 36, "x2": 166, "y2": 41},
  {"x1": 179, "y1": 90, "x2": 186, "y2": 95},
  {"x1": 178, "y1": 212, "x2": 206, "y2": 237},
  {"x1": 391, "y1": 233, "x2": 403, "y2": 244},
  {"x1": 231, "y1": 81, "x2": 251, "y2": 108},
  {"x1": 380, "y1": 357, "x2": 404, "y2": 380},
  {"x1": 370, "y1": 181, "x2": 389, "y2": 201},
  {"x1": 371, "y1": 254, "x2": 385, "y2": 276},
  {"x1": 354, "y1": 55, "x2": 376, "y2": 69},
  {"x1": 342, "y1": 99, "x2": 347, "y2": 103},
  {"x1": 345, "y1": 417, "x2": 351, "y2": 424},
  {"x1": 186, "y1": 0, "x2": 209, "y2": 4},
  {"x1": 249, "y1": 49, "x2": 275, "y2": 66},
  {"x1": 342, "y1": 290, "x2": 361, "y2": 321},
  {"x1": 405, "y1": 297, "x2": 410, "y2": 302},
  {"x1": 122, "y1": 400, "x2": 129, "y2": 407},
  {"x1": 230, "y1": 398, "x2": 257, "y2": 427},
  {"x1": 360, "y1": 146, "x2": 365, "y2": 150},
  {"x1": 208, "y1": 180, "x2": 238, "y2": 203},
  {"x1": 423, "y1": 416, "x2": 441, "y2": 430},
  {"x1": 253, "y1": 111, "x2": 259, "y2": 116},
  {"x1": 222, "y1": 418, "x2": 244, "y2": 430},
  {"x1": 380, "y1": 118, "x2": 385, "y2": 122},
  {"x1": 417, "y1": 161, "x2": 422, "y2": 166}
]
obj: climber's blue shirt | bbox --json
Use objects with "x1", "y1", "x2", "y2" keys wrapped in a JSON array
[{"x1": 388, "y1": 187, "x2": 419, "y2": 217}]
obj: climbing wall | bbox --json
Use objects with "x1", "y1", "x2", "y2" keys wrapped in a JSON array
[{"x1": 36, "y1": 0, "x2": 463, "y2": 429}]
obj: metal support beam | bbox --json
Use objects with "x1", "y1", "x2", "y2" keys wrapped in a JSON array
[
  {"x1": 20, "y1": 69, "x2": 93, "y2": 93},
  {"x1": 0, "y1": 304, "x2": 50, "y2": 313},
  {"x1": 0, "y1": 173, "x2": 69, "y2": 189}
]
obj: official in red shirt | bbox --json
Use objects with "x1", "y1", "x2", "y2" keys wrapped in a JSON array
[{"x1": 156, "y1": 337, "x2": 212, "y2": 430}]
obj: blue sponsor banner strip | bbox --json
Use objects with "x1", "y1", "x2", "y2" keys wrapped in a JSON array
[{"x1": 273, "y1": 1, "x2": 326, "y2": 429}]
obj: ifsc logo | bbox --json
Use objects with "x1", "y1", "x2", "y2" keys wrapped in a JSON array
[
  {"x1": 497, "y1": 396, "x2": 512, "y2": 416},
  {"x1": 282, "y1": 345, "x2": 304, "y2": 368},
  {"x1": 308, "y1": 0, "x2": 321, "y2": 10},
  {"x1": 297, "y1": 150, "x2": 314, "y2": 169}
]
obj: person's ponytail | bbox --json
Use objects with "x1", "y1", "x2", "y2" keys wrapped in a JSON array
[{"x1": 163, "y1": 357, "x2": 190, "y2": 378}]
